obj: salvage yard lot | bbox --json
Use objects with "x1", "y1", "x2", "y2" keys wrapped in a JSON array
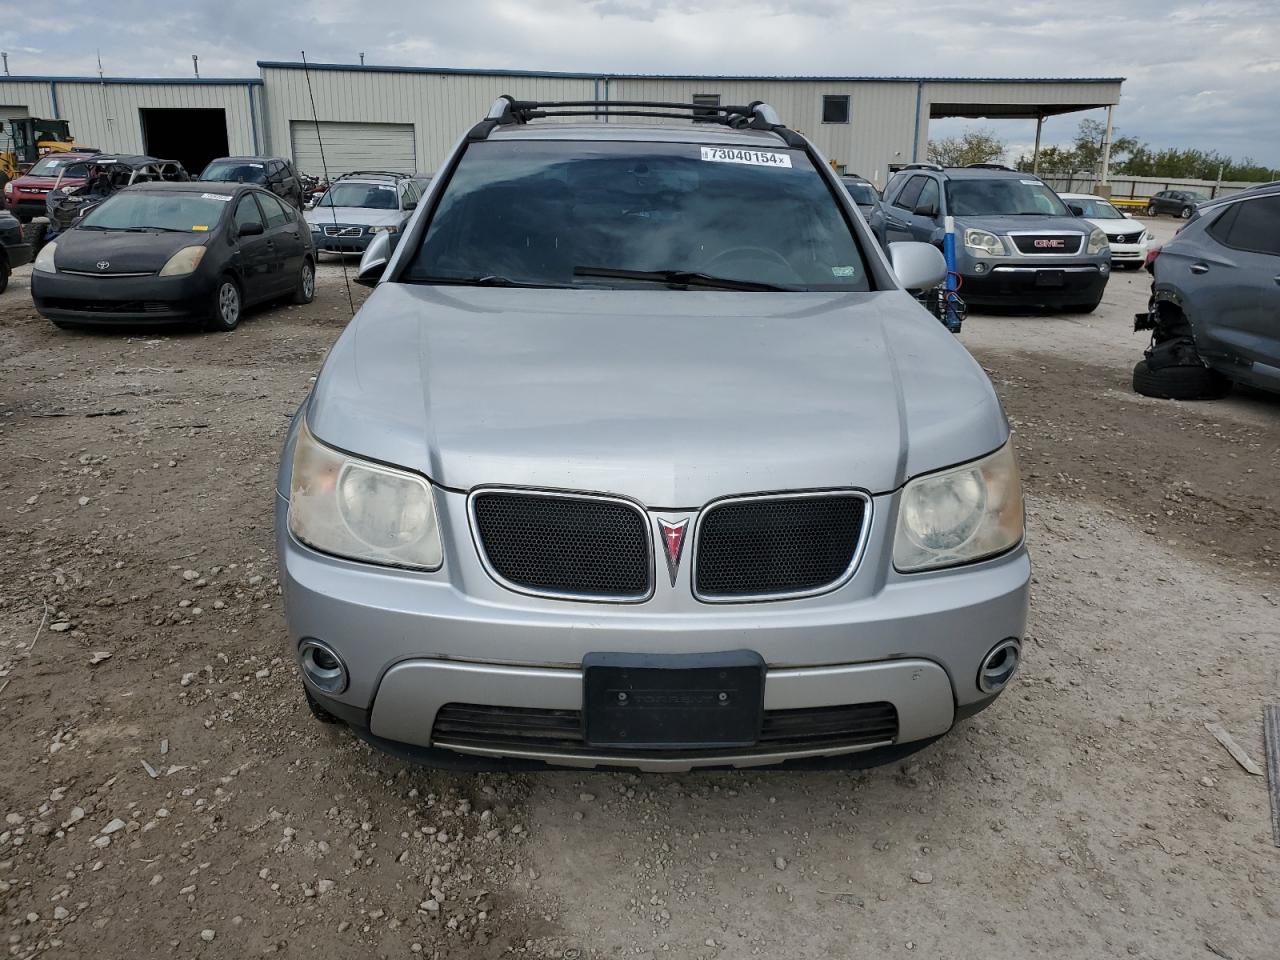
[{"x1": 0, "y1": 220, "x2": 1277, "y2": 959}]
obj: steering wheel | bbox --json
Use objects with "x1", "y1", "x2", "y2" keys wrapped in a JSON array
[{"x1": 701, "y1": 246, "x2": 803, "y2": 283}]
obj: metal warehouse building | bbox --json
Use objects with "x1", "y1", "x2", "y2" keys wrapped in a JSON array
[{"x1": 1, "y1": 63, "x2": 1121, "y2": 185}]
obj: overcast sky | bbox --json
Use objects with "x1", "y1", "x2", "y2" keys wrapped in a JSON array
[{"x1": 3, "y1": 0, "x2": 1277, "y2": 167}]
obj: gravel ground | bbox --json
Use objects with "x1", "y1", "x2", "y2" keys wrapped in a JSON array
[{"x1": 0, "y1": 222, "x2": 1277, "y2": 960}]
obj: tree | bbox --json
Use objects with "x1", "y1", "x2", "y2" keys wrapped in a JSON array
[
  {"x1": 927, "y1": 128, "x2": 1007, "y2": 167},
  {"x1": 1072, "y1": 118, "x2": 1140, "y2": 175}
]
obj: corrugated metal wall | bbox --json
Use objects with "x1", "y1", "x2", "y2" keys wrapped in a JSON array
[{"x1": 0, "y1": 79, "x2": 258, "y2": 157}]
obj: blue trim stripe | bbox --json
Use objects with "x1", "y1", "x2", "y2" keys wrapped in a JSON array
[{"x1": 0, "y1": 75, "x2": 261, "y2": 86}]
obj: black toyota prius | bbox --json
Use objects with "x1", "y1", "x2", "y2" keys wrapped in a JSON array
[{"x1": 31, "y1": 181, "x2": 316, "y2": 332}]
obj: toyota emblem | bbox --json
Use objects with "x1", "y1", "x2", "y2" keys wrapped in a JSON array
[{"x1": 96, "y1": 260, "x2": 110, "y2": 271}]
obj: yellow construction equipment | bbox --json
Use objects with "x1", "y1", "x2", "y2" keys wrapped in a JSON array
[{"x1": 1, "y1": 118, "x2": 83, "y2": 183}]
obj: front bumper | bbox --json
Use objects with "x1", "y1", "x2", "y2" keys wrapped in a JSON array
[
  {"x1": 1108, "y1": 241, "x2": 1148, "y2": 263},
  {"x1": 6, "y1": 196, "x2": 50, "y2": 220},
  {"x1": 275, "y1": 486, "x2": 1030, "y2": 771},
  {"x1": 960, "y1": 263, "x2": 1107, "y2": 305},
  {"x1": 308, "y1": 228, "x2": 372, "y2": 253},
  {"x1": 31, "y1": 269, "x2": 216, "y2": 325}
]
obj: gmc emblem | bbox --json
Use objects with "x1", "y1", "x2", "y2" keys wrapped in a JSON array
[{"x1": 1034, "y1": 238, "x2": 1067, "y2": 249}]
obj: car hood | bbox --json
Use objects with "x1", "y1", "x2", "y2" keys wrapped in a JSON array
[
  {"x1": 52, "y1": 228, "x2": 207, "y2": 274},
  {"x1": 305, "y1": 285, "x2": 1008, "y2": 506},
  {"x1": 1086, "y1": 217, "x2": 1140, "y2": 234},
  {"x1": 304, "y1": 206, "x2": 402, "y2": 228},
  {"x1": 12, "y1": 175, "x2": 84, "y2": 191},
  {"x1": 956, "y1": 214, "x2": 1091, "y2": 237}
]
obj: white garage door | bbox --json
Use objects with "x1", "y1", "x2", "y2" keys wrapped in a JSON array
[{"x1": 289, "y1": 121, "x2": 416, "y2": 178}]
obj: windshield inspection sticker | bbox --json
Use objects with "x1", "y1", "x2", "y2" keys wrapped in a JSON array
[
  {"x1": 700, "y1": 146, "x2": 792, "y2": 168},
  {"x1": 201, "y1": 193, "x2": 233, "y2": 202},
  {"x1": 191, "y1": 225, "x2": 209, "y2": 232},
  {"x1": 831, "y1": 265, "x2": 856, "y2": 277}
]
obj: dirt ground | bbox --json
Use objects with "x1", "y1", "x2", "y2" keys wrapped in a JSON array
[{"x1": 1, "y1": 218, "x2": 1277, "y2": 960}]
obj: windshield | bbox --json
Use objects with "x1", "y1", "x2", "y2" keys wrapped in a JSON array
[
  {"x1": 79, "y1": 191, "x2": 230, "y2": 232},
  {"x1": 28, "y1": 156, "x2": 89, "y2": 178},
  {"x1": 317, "y1": 182, "x2": 398, "y2": 209},
  {"x1": 1065, "y1": 197, "x2": 1124, "y2": 220},
  {"x1": 842, "y1": 180, "x2": 878, "y2": 205},
  {"x1": 200, "y1": 160, "x2": 267, "y2": 184},
  {"x1": 946, "y1": 178, "x2": 1070, "y2": 217},
  {"x1": 405, "y1": 140, "x2": 870, "y2": 291}
]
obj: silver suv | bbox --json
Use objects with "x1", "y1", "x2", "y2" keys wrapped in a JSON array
[
  {"x1": 304, "y1": 171, "x2": 424, "y2": 254},
  {"x1": 276, "y1": 97, "x2": 1030, "y2": 771},
  {"x1": 872, "y1": 164, "x2": 1112, "y2": 312}
]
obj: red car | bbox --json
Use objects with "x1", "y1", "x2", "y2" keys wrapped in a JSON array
[{"x1": 3, "y1": 151, "x2": 96, "y2": 221}]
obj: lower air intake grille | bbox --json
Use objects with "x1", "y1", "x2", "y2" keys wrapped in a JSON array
[
  {"x1": 431, "y1": 701, "x2": 898, "y2": 758},
  {"x1": 695, "y1": 493, "x2": 868, "y2": 599},
  {"x1": 471, "y1": 491, "x2": 651, "y2": 600}
]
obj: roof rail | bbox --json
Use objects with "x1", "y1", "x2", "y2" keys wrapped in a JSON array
[
  {"x1": 468, "y1": 96, "x2": 805, "y2": 147},
  {"x1": 335, "y1": 169, "x2": 411, "y2": 180},
  {"x1": 900, "y1": 162, "x2": 943, "y2": 172},
  {"x1": 963, "y1": 162, "x2": 1015, "y2": 171}
]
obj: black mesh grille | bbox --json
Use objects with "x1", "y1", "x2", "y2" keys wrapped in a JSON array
[
  {"x1": 1009, "y1": 234, "x2": 1083, "y2": 255},
  {"x1": 432, "y1": 701, "x2": 898, "y2": 758},
  {"x1": 472, "y1": 492, "x2": 650, "y2": 598},
  {"x1": 1106, "y1": 231, "x2": 1143, "y2": 244},
  {"x1": 695, "y1": 494, "x2": 866, "y2": 598}
]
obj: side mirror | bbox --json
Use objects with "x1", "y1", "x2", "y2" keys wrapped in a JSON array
[
  {"x1": 913, "y1": 200, "x2": 939, "y2": 218},
  {"x1": 1124, "y1": 212, "x2": 1135, "y2": 219},
  {"x1": 237, "y1": 221, "x2": 264, "y2": 237},
  {"x1": 404, "y1": 199, "x2": 418, "y2": 211},
  {"x1": 355, "y1": 230, "x2": 392, "y2": 288},
  {"x1": 888, "y1": 241, "x2": 947, "y2": 291},
  {"x1": 1067, "y1": 203, "x2": 1084, "y2": 216}
]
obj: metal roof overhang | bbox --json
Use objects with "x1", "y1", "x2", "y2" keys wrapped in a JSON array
[{"x1": 930, "y1": 101, "x2": 1114, "y2": 120}]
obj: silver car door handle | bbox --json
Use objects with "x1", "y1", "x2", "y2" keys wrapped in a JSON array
[{"x1": 1189, "y1": 262, "x2": 1209, "y2": 274}]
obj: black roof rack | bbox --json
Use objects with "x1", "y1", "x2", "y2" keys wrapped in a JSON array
[
  {"x1": 468, "y1": 95, "x2": 805, "y2": 147},
  {"x1": 962, "y1": 162, "x2": 1016, "y2": 171},
  {"x1": 335, "y1": 170, "x2": 412, "y2": 181},
  {"x1": 899, "y1": 162, "x2": 943, "y2": 172}
]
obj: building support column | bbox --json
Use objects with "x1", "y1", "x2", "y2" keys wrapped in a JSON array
[
  {"x1": 1032, "y1": 113, "x2": 1043, "y2": 174},
  {"x1": 1098, "y1": 103, "x2": 1114, "y2": 197}
]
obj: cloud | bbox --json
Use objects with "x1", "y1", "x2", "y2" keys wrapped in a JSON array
[{"x1": 3, "y1": 0, "x2": 1276, "y2": 164}]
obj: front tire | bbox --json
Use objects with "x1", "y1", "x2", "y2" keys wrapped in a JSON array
[
  {"x1": 1132, "y1": 359, "x2": 1229, "y2": 400},
  {"x1": 206, "y1": 276, "x2": 242, "y2": 332},
  {"x1": 292, "y1": 258, "x2": 315, "y2": 304},
  {"x1": 1146, "y1": 203, "x2": 1157, "y2": 217},
  {"x1": 1180, "y1": 205, "x2": 1194, "y2": 219},
  {"x1": 304, "y1": 686, "x2": 341, "y2": 724}
]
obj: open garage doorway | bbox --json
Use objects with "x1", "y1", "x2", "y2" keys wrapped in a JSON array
[{"x1": 140, "y1": 108, "x2": 229, "y2": 176}]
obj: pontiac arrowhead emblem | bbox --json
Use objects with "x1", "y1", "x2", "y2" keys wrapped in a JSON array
[{"x1": 657, "y1": 518, "x2": 689, "y2": 586}]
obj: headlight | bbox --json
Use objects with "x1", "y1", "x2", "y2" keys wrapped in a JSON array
[
  {"x1": 368, "y1": 225, "x2": 398, "y2": 235},
  {"x1": 3, "y1": 182, "x2": 12, "y2": 195},
  {"x1": 963, "y1": 228, "x2": 1005, "y2": 257},
  {"x1": 33, "y1": 241, "x2": 57, "y2": 273},
  {"x1": 288, "y1": 423, "x2": 442, "y2": 570},
  {"x1": 1086, "y1": 227, "x2": 1109, "y2": 255},
  {"x1": 893, "y1": 442, "x2": 1024, "y2": 572},
  {"x1": 157, "y1": 245, "x2": 207, "y2": 277}
]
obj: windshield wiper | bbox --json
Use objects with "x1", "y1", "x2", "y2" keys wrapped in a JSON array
[
  {"x1": 406, "y1": 274, "x2": 572, "y2": 289},
  {"x1": 573, "y1": 266, "x2": 793, "y2": 291},
  {"x1": 123, "y1": 226, "x2": 190, "y2": 233}
]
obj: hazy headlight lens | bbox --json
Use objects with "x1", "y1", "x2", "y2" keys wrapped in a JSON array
[
  {"x1": 893, "y1": 442, "x2": 1024, "y2": 572},
  {"x1": 368, "y1": 225, "x2": 398, "y2": 235},
  {"x1": 158, "y1": 245, "x2": 207, "y2": 277},
  {"x1": 1086, "y1": 227, "x2": 1109, "y2": 255},
  {"x1": 963, "y1": 228, "x2": 1005, "y2": 257},
  {"x1": 288, "y1": 423, "x2": 442, "y2": 570},
  {"x1": 33, "y1": 240, "x2": 57, "y2": 273}
]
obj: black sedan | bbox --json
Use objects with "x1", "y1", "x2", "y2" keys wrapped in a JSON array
[
  {"x1": 1145, "y1": 188, "x2": 1209, "y2": 219},
  {"x1": 31, "y1": 182, "x2": 315, "y2": 331}
]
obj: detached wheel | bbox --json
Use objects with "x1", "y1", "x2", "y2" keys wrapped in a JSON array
[
  {"x1": 1145, "y1": 203, "x2": 1157, "y2": 217},
  {"x1": 1132, "y1": 359, "x2": 1229, "y2": 400},
  {"x1": 304, "y1": 686, "x2": 341, "y2": 725},
  {"x1": 292, "y1": 258, "x2": 315, "y2": 304},
  {"x1": 207, "y1": 276, "x2": 242, "y2": 332}
]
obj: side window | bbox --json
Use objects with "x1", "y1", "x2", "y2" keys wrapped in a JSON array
[
  {"x1": 258, "y1": 193, "x2": 291, "y2": 229},
  {"x1": 893, "y1": 176, "x2": 927, "y2": 211},
  {"x1": 915, "y1": 178, "x2": 940, "y2": 214},
  {"x1": 822, "y1": 95, "x2": 850, "y2": 124},
  {"x1": 233, "y1": 194, "x2": 264, "y2": 231},
  {"x1": 1211, "y1": 197, "x2": 1280, "y2": 256}
]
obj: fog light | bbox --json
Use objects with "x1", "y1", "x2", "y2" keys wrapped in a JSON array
[
  {"x1": 1100, "y1": 262, "x2": 1111, "y2": 275},
  {"x1": 973, "y1": 262, "x2": 988, "y2": 274},
  {"x1": 299, "y1": 639, "x2": 348, "y2": 694},
  {"x1": 978, "y1": 639, "x2": 1021, "y2": 694}
]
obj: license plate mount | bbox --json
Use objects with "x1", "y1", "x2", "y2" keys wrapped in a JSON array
[
  {"x1": 1035, "y1": 269, "x2": 1065, "y2": 287},
  {"x1": 583, "y1": 651, "x2": 765, "y2": 750}
]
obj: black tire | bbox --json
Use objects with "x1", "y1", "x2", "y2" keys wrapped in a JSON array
[
  {"x1": 0, "y1": 259, "x2": 9, "y2": 295},
  {"x1": 206, "y1": 275, "x2": 243, "y2": 332},
  {"x1": 1132, "y1": 359, "x2": 1230, "y2": 400},
  {"x1": 1145, "y1": 203, "x2": 1157, "y2": 217},
  {"x1": 1180, "y1": 205, "x2": 1194, "y2": 219},
  {"x1": 292, "y1": 258, "x2": 315, "y2": 305},
  {"x1": 22, "y1": 218, "x2": 49, "y2": 255},
  {"x1": 304, "y1": 686, "x2": 341, "y2": 724}
]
